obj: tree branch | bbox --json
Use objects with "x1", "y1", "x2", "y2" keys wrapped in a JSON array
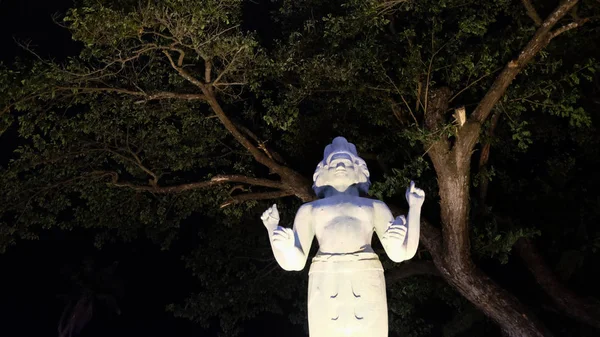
[
  {"x1": 163, "y1": 50, "x2": 314, "y2": 201},
  {"x1": 385, "y1": 260, "x2": 440, "y2": 284},
  {"x1": 549, "y1": 18, "x2": 590, "y2": 40},
  {"x1": 209, "y1": 175, "x2": 286, "y2": 189},
  {"x1": 1, "y1": 93, "x2": 39, "y2": 116},
  {"x1": 162, "y1": 50, "x2": 207, "y2": 89},
  {"x1": 235, "y1": 123, "x2": 288, "y2": 165},
  {"x1": 212, "y1": 46, "x2": 246, "y2": 86},
  {"x1": 136, "y1": 92, "x2": 206, "y2": 103},
  {"x1": 220, "y1": 191, "x2": 294, "y2": 208},
  {"x1": 521, "y1": 0, "x2": 543, "y2": 26},
  {"x1": 466, "y1": 0, "x2": 581, "y2": 142},
  {"x1": 55, "y1": 86, "x2": 147, "y2": 97},
  {"x1": 124, "y1": 144, "x2": 158, "y2": 185},
  {"x1": 104, "y1": 172, "x2": 286, "y2": 194},
  {"x1": 202, "y1": 91, "x2": 288, "y2": 174},
  {"x1": 103, "y1": 147, "x2": 159, "y2": 185},
  {"x1": 515, "y1": 238, "x2": 600, "y2": 329},
  {"x1": 476, "y1": 111, "x2": 502, "y2": 216},
  {"x1": 449, "y1": 67, "x2": 503, "y2": 102},
  {"x1": 54, "y1": 86, "x2": 206, "y2": 103},
  {"x1": 162, "y1": 50, "x2": 276, "y2": 167},
  {"x1": 163, "y1": 51, "x2": 270, "y2": 165},
  {"x1": 204, "y1": 59, "x2": 212, "y2": 83},
  {"x1": 424, "y1": 87, "x2": 453, "y2": 133},
  {"x1": 422, "y1": 87, "x2": 453, "y2": 165}
]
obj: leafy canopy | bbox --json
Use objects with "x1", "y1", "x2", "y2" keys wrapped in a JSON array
[{"x1": 1, "y1": 0, "x2": 599, "y2": 335}]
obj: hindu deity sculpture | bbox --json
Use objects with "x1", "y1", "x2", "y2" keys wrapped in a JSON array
[{"x1": 261, "y1": 137, "x2": 425, "y2": 337}]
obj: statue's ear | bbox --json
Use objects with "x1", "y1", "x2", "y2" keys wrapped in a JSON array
[
  {"x1": 313, "y1": 161, "x2": 324, "y2": 183},
  {"x1": 356, "y1": 173, "x2": 369, "y2": 184},
  {"x1": 355, "y1": 159, "x2": 370, "y2": 178}
]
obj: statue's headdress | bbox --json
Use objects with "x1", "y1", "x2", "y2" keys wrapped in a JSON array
[
  {"x1": 312, "y1": 137, "x2": 371, "y2": 197},
  {"x1": 322, "y1": 136, "x2": 359, "y2": 162}
]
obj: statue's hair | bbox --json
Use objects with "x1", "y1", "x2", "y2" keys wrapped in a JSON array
[{"x1": 312, "y1": 137, "x2": 371, "y2": 197}]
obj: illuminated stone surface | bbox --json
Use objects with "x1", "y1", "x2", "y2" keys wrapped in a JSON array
[{"x1": 261, "y1": 137, "x2": 424, "y2": 337}]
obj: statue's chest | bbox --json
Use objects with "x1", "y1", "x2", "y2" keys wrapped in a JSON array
[{"x1": 312, "y1": 202, "x2": 374, "y2": 236}]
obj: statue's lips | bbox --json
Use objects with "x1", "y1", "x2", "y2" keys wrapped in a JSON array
[{"x1": 334, "y1": 168, "x2": 347, "y2": 175}]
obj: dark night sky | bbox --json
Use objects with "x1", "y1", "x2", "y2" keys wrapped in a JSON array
[
  {"x1": 0, "y1": 1, "x2": 304, "y2": 336},
  {"x1": 0, "y1": 0, "x2": 76, "y2": 61}
]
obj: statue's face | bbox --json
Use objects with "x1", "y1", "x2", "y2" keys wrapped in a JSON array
[{"x1": 313, "y1": 152, "x2": 369, "y2": 192}]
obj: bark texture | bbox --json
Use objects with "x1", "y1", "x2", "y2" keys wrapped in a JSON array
[{"x1": 423, "y1": 88, "x2": 550, "y2": 337}]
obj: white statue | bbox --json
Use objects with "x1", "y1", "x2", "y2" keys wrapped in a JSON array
[{"x1": 261, "y1": 137, "x2": 425, "y2": 337}]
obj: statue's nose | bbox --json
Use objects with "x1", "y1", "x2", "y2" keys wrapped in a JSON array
[{"x1": 335, "y1": 162, "x2": 345, "y2": 169}]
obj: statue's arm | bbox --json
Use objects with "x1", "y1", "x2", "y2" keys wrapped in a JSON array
[
  {"x1": 403, "y1": 181, "x2": 424, "y2": 260},
  {"x1": 373, "y1": 201, "x2": 408, "y2": 263},
  {"x1": 403, "y1": 201, "x2": 421, "y2": 260},
  {"x1": 268, "y1": 204, "x2": 314, "y2": 271},
  {"x1": 373, "y1": 182, "x2": 424, "y2": 263},
  {"x1": 373, "y1": 201, "x2": 421, "y2": 262}
]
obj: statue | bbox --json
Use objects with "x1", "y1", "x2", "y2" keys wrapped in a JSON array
[{"x1": 261, "y1": 137, "x2": 425, "y2": 337}]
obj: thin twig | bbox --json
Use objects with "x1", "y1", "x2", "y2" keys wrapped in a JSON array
[
  {"x1": 449, "y1": 67, "x2": 503, "y2": 102},
  {"x1": 380, "y1": 63, "x2": 418, "y2": 125},
  {"x1": 212, "y1": 46, "x2": 247, "y2": 85}
]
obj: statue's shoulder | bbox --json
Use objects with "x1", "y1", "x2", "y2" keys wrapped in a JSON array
[
  {"x1": 354, "y1": 196, "x2": 386, "y2": 209},
  {"x1": 368, "y1": 198, "x2": 391, "y2": 211},
  {"x1": 298, "y1": 202, "x2": 316, "y2": 211}
]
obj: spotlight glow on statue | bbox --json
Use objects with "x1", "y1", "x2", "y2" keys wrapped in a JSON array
[{"x1": 261, "y1": 137, "x2": 424, "y2": 337}]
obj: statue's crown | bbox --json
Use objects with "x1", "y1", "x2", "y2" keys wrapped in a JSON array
[
  {"x1": 323, "y1": 137, "x2": 359, "y2": 161},
  {"x1": 313, "y1": 136, "x2": 370, "y2": 196}
]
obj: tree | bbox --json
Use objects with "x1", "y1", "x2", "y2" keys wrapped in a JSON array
[
  {"x1": 57, "y1": 258, "x2": 122, "y2": 337},
  {"x1": 1, "y1": 0, "x2": 599, "y2": 336}
]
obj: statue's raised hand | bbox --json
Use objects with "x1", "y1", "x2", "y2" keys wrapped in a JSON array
[
  {"x1": 261, "y1": 204, "x2": 295, "y2": 251},
  {"x1": 405, "y1": 181, "x2": 425, "y2": 208},
  {"x1": 272, "y1": 226, "x2": 296, "y2": 251},
  {"x1": 261, "y1": 204, "x2": 280, "y2": 232},
  {"x1": 383, "y1": 215, "x2": 408, "y2": 244}
]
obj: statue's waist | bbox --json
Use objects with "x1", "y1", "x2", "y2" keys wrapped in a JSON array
[{"x1": 309, "y1": 251, "x2": 382, "y2": 274}]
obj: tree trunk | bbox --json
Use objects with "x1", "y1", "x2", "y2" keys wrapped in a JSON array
[
  {"x1": 432, "y1": 162, "x2": 550, "y2": 337},
  {"x1": 423, "y1": 87, "x2": 550, "y2": 337}
]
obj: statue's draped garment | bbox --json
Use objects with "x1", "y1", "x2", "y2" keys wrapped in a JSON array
[{"x1": 308, "y1": 251, "x2": 387, "y2": 337}]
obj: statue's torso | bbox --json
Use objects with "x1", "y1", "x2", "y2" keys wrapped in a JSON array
[
  {"x1": 309, "y1": 195, "x2": 379, "y2": 254},
  {"x1": 307, "y1": 195, "x2": 388, "y2": 337}
]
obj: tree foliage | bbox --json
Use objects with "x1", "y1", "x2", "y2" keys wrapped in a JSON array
[{"x1": 1, "y1": 0, "x2": 600, "y2": 336}]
